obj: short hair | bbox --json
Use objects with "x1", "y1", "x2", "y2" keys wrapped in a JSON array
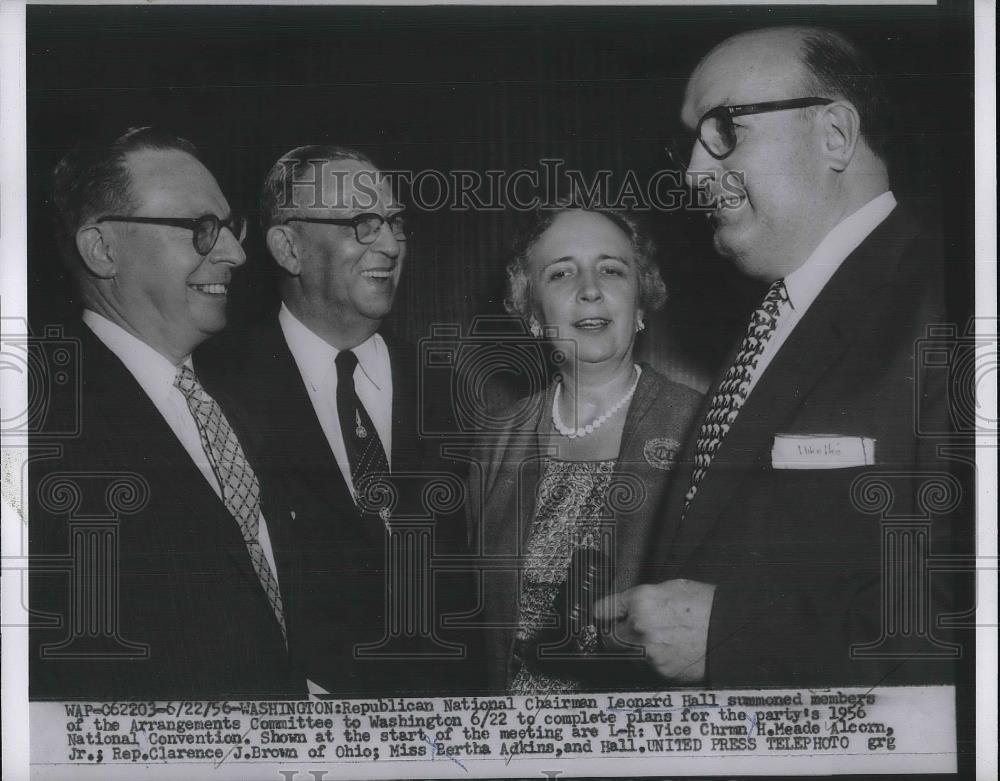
[
  {"x1": 504, "y1": 201, "x2": 667, "y2": 321},
  {"x1": 52, "y1": 126, "x2": 199, "y2": 268},
  {"x1": 259, "y1": 145, "x2": 379, "y2": 230},
  {"x1": 797, "y1": 27, "x2": 890, "y2": 161}
]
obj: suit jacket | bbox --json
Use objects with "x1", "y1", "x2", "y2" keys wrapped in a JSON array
[
  {"x1": 644, "y1": 207, "x2": 969, "y2": 688},
  {"x1": 467, "y1": 366, "x2": 702, "y2": 692},
  {"x1": 198, "y1": 316, "x2": 481, "y2": 696},
  {"x1": 29, "y1": 322, "x2": 302, "y2": 700}
]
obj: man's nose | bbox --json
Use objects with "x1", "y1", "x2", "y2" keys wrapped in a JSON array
[
  {"x1": 685, "y1": 140, "x2": 719, "y2": 190},
  {"x1": 369, "y1": 221, "x2": 402, "y2": 258},
  {"x1": 210, "y1": 225, "x2": 247, "y2": 267}
]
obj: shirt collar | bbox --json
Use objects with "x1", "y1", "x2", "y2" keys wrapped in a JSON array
[
  {"x1": 278, "y1": 302, "x2": 387, "y2": 392},
  {"x1": 82, "y1": 309, "x2": 189, "y2": 404},
  {"x1": 784, "y1": 190, "x2": 897, "y2": 312}
]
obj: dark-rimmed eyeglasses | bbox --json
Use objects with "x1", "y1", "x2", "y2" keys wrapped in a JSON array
[
  {"x1": 282, "y1": 212, "x2": 408, "y2": 245},
  {"x1": 666, "y1": 97, "x2": 835, "y2": 170},
  {"x1": 96, "y1": 214, "x2": 247, "y2": 255}
]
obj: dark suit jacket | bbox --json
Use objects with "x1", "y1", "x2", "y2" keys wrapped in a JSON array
[
  {"x1": 467, "y1": 366, "x2": 702, "y2": 692},
  {"x1": 29, "y1": 322, "x2": 302, "y2": 700},
  {"x1": 644, "y1": 207, "x2": 969, "y2": 688},
  {"x1": 199, "y1": 316, "x2": 481, "y2": 696}
]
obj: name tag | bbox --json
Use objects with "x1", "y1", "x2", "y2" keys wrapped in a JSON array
[{"x1": 771, "y1": 434, "x2": 876, "y2": 469}]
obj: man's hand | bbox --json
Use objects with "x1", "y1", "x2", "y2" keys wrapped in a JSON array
[{"x1": 594, "y1": 579, "x2": 716, "y2": 684}]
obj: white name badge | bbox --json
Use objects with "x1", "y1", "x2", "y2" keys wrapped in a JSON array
[{"x1": 771, "y1": 434, "x2": 876, "y2": 469}]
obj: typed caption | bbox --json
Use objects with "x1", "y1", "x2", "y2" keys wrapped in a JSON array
[{"x1": 31, "y1": 686, "x2": 956, "y2": 778}]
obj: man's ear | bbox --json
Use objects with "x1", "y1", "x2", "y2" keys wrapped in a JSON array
[
  {"x1": 266, "y1": 225, "x2": 302, "y2": 276},
  {"x1": 75, "y1": 225, "x2": 117, "y2": 279},
  {"x1": 820, "y1": 101, "x2": 861, "y2": 172}
]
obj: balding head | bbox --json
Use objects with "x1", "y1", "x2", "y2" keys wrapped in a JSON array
[
  {"x1": 684, "y1": 28, "x2": 813, "y2": 128},
  {"x1": 679, "y1": 26, "x2": 890, "y2": 281},
  {"x1": 686, "y1": 26, "x2": 889, "y2": 161}
]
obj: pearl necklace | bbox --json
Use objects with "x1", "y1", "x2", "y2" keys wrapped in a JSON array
[{"x1": 552, "y1": 365, "x2": 642, "y2": 439}]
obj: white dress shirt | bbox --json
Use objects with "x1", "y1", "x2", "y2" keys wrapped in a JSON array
[
  {"x1": 278, "y1": 303, "x2": 394, "y2": 501},
  {"x1": 82, "y1": 310, "x2": 280, "y2": 580},
  {"x1": 744, "y1": 190, "x2": 897, "y2": 399}
]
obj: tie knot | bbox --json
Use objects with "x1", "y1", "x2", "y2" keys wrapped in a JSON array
[
  {"x1": 335, "y1": 349, "x2": 359, "y2": 381},
  {"x1": 765, "y1": 279, "x2": 789, "y2": 306},
  {"x1": 173, "y1": 363, "x2": 202, "y2": 399}
]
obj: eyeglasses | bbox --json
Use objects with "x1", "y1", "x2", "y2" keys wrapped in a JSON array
[
  {"x1": 96, "y1": 213, "x2": 247, "y2": 255},
  {"x1": 666, "y1": 96, "x2": 834, "y2": 170},
  {"x1": 282, "y1": 212, "x2": 408, "y2": 245}
]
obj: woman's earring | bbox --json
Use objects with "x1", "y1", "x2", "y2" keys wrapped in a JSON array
[
  {"x1": 636, "y1": 316, "x2": 646, "y2": 333},
  {"x1": 529, "y1": 318, "x2": 543, "y2": 338}
]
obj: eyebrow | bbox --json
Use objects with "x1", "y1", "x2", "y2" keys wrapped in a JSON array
[
  {"x1": 688, "y1": 95, "x2": 735, "y2": 125},
  {"x1": 541, "y1": 253, "x2": 630, "y2": 267},
  {"x1": 329, "y1": 206, "x2": 406, "y2": 219},
  {"x1": 154, "y1": 210, "x2": 234, "y2": 221}
]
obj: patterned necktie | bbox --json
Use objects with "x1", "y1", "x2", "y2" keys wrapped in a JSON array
[
  {"x1": 174, "y1": 364, "x2": 286, "y2": 640},
  {"x1": 684, "y1": 279, "x2": 790, "y2": 512},
  {"x1": 334, "y1": 350, "x2": 391, "y2": 527}
]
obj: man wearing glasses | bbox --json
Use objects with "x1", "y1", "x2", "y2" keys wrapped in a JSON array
[
  {"x1": 202, "y1": 146, "x2": 478, "y2": 695},
  {"x1": 598, "y1": 26, "x2": 965, "y2": 688},
  {"x1": 30, "y1": 127, "x2": 301, "y2": 699}
]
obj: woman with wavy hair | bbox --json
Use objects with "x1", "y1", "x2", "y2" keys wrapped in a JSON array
[{"x1": 469, "y1": 203, "x2": 702, "y2": 693}]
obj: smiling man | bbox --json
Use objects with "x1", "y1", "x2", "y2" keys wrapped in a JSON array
[
  {"x1": 597, "y1": 27, "x2": 967, "y2": 688},
  {"x1": 263, "y1": 148, "x2": 406, "y2": 352},
  {"x1": 30, "y1": 127, "x2": 301, "y2": 700},
  {"x1": 201, "y1": 145, "x2": 479, "y2": 695}
]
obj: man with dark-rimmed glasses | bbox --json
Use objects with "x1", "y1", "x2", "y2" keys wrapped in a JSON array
[
  {"x1": 198, "y1": 145, "x2": 482, "y2": 696},
  {"x1": 598, "y1": 26, "x2": 965, "y2": 689},
  {"x1": 30, "y1": 127, "x2": 303, "y2": 700}
]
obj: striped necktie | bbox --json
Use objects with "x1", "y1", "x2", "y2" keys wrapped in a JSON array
[
  {"x1": 174, "y1": 364, "x2": 286, "y2": 640},
  {"x1": 684, "y1": 279, "x2": 790, "y2": 513}
]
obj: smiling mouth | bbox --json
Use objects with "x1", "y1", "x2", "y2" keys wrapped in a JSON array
[
  {"x1": 712, "y1": 193, "x2": 744, "y2": 212},
  {"x1": 189, "y1": 283, "x2": 228, "y2": 295},
  {"x1": 574, "y1": 317, "x2": 611, "y2": 330},
  {"x1": 361, "y1": 269, "x2": 395, "y2": 281}
]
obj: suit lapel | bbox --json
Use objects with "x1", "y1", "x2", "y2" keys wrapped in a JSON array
[
  {"x1": 479, "y1": 388, "x2": 550, "y2": 686},
  {"x1": 385, "y1": 335, "x2": 419, "y2": 472},
  {"x1": 664, "y1": 209, "x2": 919, "y2": 562},
  {"x1": 652, "y1": 379, "x2": 718, "y2": 568},
  {"x1": 253, "y1": 320, "x2": 362, "y2": 518},
  {"x1": 78, "y1": 325, "x2": 282, "y2": 625},
  {"x1": 611, "y1": 369, "x2": 660, "y2": 591}
]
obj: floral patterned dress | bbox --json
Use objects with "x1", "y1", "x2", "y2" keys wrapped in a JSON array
[{"x1": 510, "y1": 457, "x2": 616, "y2": 693}]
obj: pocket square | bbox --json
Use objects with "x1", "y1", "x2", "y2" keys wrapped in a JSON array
[{"x1": 771, "y1": 434, "x2": 876, "y2": 469}]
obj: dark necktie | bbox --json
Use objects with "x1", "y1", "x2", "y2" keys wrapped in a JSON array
[
  {"x1": 684, "y1": 279, "x2": 790, "y2": 513},
  {"x1": 174, "y1": 364, "x2": 286, "y2": 640},
  {"x1": 334, "y1": 349, "x2": 391, "y2": 527}
]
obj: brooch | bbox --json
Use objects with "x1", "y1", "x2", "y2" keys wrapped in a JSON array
[{"x1": 643, "y1": 437, "x2": 681, "y2": 471}]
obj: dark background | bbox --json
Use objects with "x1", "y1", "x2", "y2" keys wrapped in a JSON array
[
  {"x1": 27, "y1": 3, "x2": 974, "y2": 393},
  {"x1": 24, "y1": 3, "x2": 978, "y2": 775}
]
